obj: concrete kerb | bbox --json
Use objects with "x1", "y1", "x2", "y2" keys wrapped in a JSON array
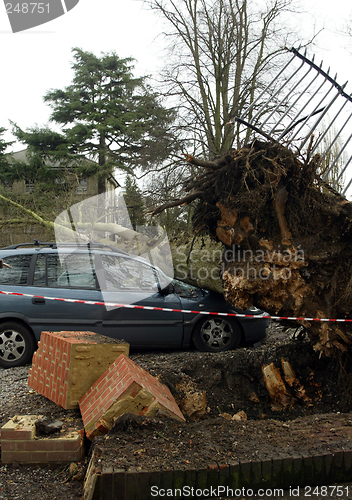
[{"x1": 84, "y1": 450, "x2": 352, "y2": 500}]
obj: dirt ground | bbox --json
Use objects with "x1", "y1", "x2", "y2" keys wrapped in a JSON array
[{"x1": 1, "y1": 322, "x2": 352, "y2": 499}]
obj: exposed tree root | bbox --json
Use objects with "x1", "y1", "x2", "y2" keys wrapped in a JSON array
[{"x1": 153, "y1": 140, "x2": 352, "y2": 356}]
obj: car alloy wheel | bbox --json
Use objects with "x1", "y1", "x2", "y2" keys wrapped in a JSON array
[
  {"x1": 0, "y1": 322, "x2": 36, "y2": 368},
  {"x1": 192, "y1": 316, "x2": 241, "y2": 352}
]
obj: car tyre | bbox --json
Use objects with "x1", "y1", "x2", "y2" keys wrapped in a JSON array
[
  {"x1": 192, "y1": 316, "x2": 242, "y2": 352},
  {"x1": 0, "y1": 322, "x2": 36, "y2": 368}
]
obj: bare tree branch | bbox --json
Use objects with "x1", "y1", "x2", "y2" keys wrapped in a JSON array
[{"x1": 151, "y1": 190, "x2": 203, "y2": 215}]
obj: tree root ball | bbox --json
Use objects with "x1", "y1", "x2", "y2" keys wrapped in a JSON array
[{"x1": 156, "y1": 140, "x2": 352, "y2": 356}]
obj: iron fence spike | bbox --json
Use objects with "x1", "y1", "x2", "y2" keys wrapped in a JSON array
[{"x1": 235, "y1": 47, "x2": 352, "y2": 196}]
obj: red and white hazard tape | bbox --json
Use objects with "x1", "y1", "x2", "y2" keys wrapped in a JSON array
[{"x1": 0, "y1": 289, "x2": 351, "y2": 323}]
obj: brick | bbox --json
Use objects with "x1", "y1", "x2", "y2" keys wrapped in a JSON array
[
  {"x1": 0, "y1": 441, "x2": 16, "y2": 451},
  {"x1": 23, "y1": 440, "x2": 56, "y2": 452},
  {"x1": 62, "y1": 434, "x2": 82, "y2": 451},
  {"x1": 324, "y1": 453, "x2": 334, "y2": 482},
  {"x1": 173, "y1": 469, "x2": 185, "y2": 490},
  {"x1": 344, "y1": 450, "x2": 352, "y2": 474},
  {"x1": 1, "y1": 415, "x2": 39, "y2": 440},
  {"x1": 2, "y1": 451, "x2": 34, "y2": 463},
  {"x1": 1, "y1": 415, "x2": 83, "y2": 464},
  {"x1": 28, "y1": 451, "x2": 50, "y2": 463},
  {"x1": 228, "y1": 462, "x2": 240, "y2": 490},
  {"x1": 292, "y1": 456, "x2": 303, "y2": 485},
  {"x1": 272, "y1": 458, "x2": 283, "y2": 485},
  {"x1": 333, "y1": 450, "x2": 344, "y2": 469},
  {"x1": 302, "y1": 456, "x2": 315, "y2": 484},
  {"x1": 28, "y1": 331, "x2": 129, "y2": 409},
  {"x1": 113, "y1": 469, "x2": 126, "y2": 500},
  {"x1": 79, "y1": 354, "x2": 184, "y2": 438},
  {"x1": 47, "y1": 450, "x2": 83, "y2": 462}
]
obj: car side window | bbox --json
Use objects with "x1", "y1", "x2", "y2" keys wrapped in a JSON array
[
  {"x1": 33, "y1": 254, "x2": 46, "y2": 286},
  {"x1": 47, "y1": 253, "x2": 97, "y2": 289},
  {"x1": 101, "y1": 255, "x2": 159, "y2": 292},
  {"x1": 0, "y1": 255, "x2": 32, "y2": 285}
]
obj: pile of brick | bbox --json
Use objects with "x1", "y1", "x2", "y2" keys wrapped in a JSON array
[
  {"x1": 1, "y1": 331, "x2": 185, "y2": 464},
  {"x1": 27, "y1": 330, "x2": 130, "y2": 409},
  {"x1": 79, "y1": 353, "x2": 185, "y2": 439}
]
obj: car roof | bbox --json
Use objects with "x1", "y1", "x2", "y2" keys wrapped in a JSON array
[
  {"x1": 0, "y1": 241, "x2": 163, "y2": 269},
  {"x1": 0, "y1": 240, "x2": 128, "y2": 255}
]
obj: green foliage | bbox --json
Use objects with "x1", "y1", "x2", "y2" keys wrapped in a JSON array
[
  {"x1": 124, "y1": 174, "x2": 146, "y2": 229},
  {"x1": 44, "y1": 48, "x2": 179, "y2": 181},
  {"x1": 0, "y1": 127, "x2": 14, "y2": 183},
  {"x1": 8, "y1": 124, "x2": 98, "y2": 190}
]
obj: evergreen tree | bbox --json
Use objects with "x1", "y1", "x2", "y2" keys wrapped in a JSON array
[
  {"x1": 44, "y1": 48, "x2": 179, "y2": 192},
  {"x1": 124, "y1": 174, "x2": 146, "y2": 229},
  {"x1": 10, "y1": 124, "x2": 96, "y2": 189},
  {"x1": 0, "y1": 128, "x2": 14, "y2": 185}
]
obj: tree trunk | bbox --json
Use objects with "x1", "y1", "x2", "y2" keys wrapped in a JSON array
[{"x1": 98, "y1": 133, "x2": 108, "y2": 195}]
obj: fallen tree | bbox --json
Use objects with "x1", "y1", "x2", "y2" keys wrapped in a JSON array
[{"x1": 153, "y1": 139, "x2": 352, "y2": 356}]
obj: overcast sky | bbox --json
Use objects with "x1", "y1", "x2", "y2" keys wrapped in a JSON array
[
  {"x1": 0, "y1": 0, "x2": 165, "y2": 145},
  {"x1": 1, "y1": 0, "x2": 352, "y2": 190}
]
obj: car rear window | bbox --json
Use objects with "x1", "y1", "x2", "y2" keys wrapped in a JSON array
[{"x1": 0, "y1": 255, "x2": 32, "y2": 285}]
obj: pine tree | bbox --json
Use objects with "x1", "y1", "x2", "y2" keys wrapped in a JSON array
[
  {"x1": 124, "y1": 174, "x2": 145, "y2": 230},
  {"x1": 0, "y1": 128, "x2": 14, "y2": 184},
  {"x1": 44, "y1": 48, "x2": 178, "y2": 192}
]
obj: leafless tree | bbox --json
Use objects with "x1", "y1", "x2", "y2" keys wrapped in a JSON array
[
  {"x1": 145, "y1": 0, "x2": 315, "y2": 158},
  {"x1": 315, "y1": 122, "x2": 347, "y2": 192}
]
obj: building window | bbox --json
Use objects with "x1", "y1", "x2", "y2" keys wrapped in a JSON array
[
  {"x1": 25, "y1": 180, "x2": 34, "y2": 193},
  {"x1": 76, "y1": 178, "x2": 87, "y2": 194}
]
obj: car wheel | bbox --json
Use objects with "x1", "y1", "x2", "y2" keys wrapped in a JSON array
[
  {"x1": 0, "y1": 322, "x2": 36, "y2": 368},
  {"x1": 192, "y1": 316, "x2": 242, "y2": 352}
]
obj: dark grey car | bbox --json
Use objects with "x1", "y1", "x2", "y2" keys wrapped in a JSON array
[{"x1": 0, "y1": 242, "x2": 269, "y2": 368}]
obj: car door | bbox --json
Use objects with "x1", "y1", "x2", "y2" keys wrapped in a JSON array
[
  {"x1": 0, "y1": 252, "x2": 34, "y2": 323},
  {"x1": 97, "y1": 253, "x2": 184, "y2": 347},
  {"x1": 24, "y1": 251, "x2": 106, "y2": 337}
]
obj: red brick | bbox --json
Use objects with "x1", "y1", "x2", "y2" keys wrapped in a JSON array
[
  {"x1": 63, "y1": 438, "x2": 82, "y2": 452},
  {"x1": 47, "y1": 450, "x2": 83, "y2": 462},
  {"x1": 99, "y1": 386, "x2": 113, "y2": 402},
  {"x1": 23, "y1": 439, "x2": 61, "y2": 452},
  {"x1": 28, "y1": 451, "x2": 50, "y2": 462},
  {"x1": 1, "y1": 451, "x2": 33, "y2": 463},
  {"x1": 1, "y1": 428, "x2": 34, "y2": 440},
  {"x1": 27, "y1": 331, "x2": 129, "y2": 409},
  {"x1": 14, "y1": 441, "x2": 28, "y2": 451},
  {"x1": 79, "y1": 354, "x2": 184, "y2": 437},
  {"x1": 1, "y1": 416, "x2": 84, "y2": 464},
  {"x1": 0, "y1": 441, "x2": 16, "y2": 451}
]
